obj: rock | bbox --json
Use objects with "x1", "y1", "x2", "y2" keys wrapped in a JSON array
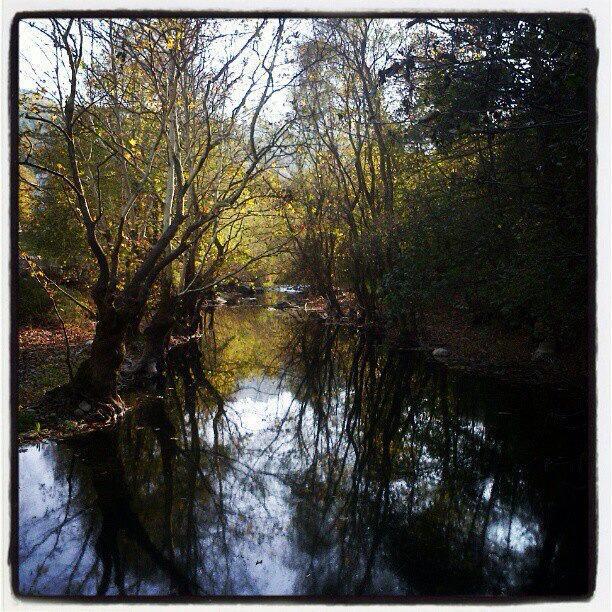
[
  {"x1": 531, "y1": 340, "x2": 557, "y2": 363},
  {"x1": 274, "y1": 301, "x2": 292, "y2": 310},
  {"x1": 219, "y1": 280, "x2": 238, "y2": 292},
  {"x1": 78, "y1": 400, "x2": 91, "y2": 414},
  {"x1": 432, "y1": 347, "x2": 450, "y2": 358}
]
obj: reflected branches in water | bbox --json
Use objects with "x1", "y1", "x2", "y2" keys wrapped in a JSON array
[{"x1": 18, "y1": 308, "x2": 589, "y2": 597}]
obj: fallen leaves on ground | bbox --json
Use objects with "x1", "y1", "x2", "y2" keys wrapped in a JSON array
[{"x1": 18, "y1": 321, "x2": 95, "y2": 408}]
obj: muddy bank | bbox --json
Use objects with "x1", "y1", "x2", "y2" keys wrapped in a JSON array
[{"x1": 414, "y1": 307, "x2": 588, "y2": 389}]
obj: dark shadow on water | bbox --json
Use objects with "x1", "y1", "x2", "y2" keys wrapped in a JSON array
[{"x1": 17, "y1": 306, "x2": 590, "y2": 597}]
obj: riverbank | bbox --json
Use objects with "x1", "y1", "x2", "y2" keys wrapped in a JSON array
[
  {"x1": 17, "y1": 320, "x2": 98, "y2": 442},
  {"x1": 284, "y1": 291, "x2": 589, "y2": 388},
  {"x1": 16, "y1": 293, "x2": 589, "y2": 443},
  {"x1": 414, "y1": 303, "x2": 589, "y2": 389}
]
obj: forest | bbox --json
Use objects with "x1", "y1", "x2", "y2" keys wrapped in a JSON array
[
  {"x1": 15, "y1": 14, "x2": 594, "y2": 599},
  {"x1": 18, "y1": 15, "x2": 592, "y2": 427}
]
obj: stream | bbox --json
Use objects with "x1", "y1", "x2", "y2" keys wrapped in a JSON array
[{"x1": 17, "y1": 301, "x2": 591, "y2": 598}]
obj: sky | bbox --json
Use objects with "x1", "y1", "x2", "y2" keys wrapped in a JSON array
[
  {"x1": 18, "y1": 17, "x2": 410, "y2": 93},
  {"x1": 18, "y1": 17, "x2": 312, "y2": 121},
  {"x1": 17, "y1": 16, "x2": 412, "y2": 153},
  {"x1": 19, "y1": 20, "x2": 54, "y2": 92}
]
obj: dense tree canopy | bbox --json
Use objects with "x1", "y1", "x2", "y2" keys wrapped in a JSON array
[{"x1": 18, "y1": 15, "x2": 592, "y2": 409}]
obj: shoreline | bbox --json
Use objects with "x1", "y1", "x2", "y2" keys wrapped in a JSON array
[
  {"x1": 17, "y1": 298, "x2": 588, "y2": 444},
  {"x1": 287, "y1": 303, "x2": 587, "y2": 390}
]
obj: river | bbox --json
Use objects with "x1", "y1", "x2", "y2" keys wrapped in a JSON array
[{"x1": 16, "y1": 301, "x2": 591, "y2": 598}]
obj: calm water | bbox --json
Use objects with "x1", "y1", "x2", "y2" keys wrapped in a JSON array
[{"x1": 17, "y1": 304, "x2": 592, "y2": 598}]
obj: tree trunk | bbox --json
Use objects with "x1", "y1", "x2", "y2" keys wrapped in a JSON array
[
  {"x1": 40, "y1": 307, "x2": 130, "y2": 420},
  {"x1": 124, "y1": 309, "x2": 145, "y2": 346},
  {"x1": 130, "y1": 283, "x2": 176, "y2": 383},
  {"x1": 178, "y1": 290, "x2": 210, "y2": 337}
]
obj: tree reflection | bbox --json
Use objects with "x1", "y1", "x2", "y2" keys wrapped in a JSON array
[
  {"x1": 18, "y1": 307, "x2": 589, "y2": 597},
  {"x1": 277, "y1": 317, "x2": 589, "y2": 596}
]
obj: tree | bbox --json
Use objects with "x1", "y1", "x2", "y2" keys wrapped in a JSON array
[
  {"x1": 282, "y1": 18, "x2": 415, "y2": 321},
  {"x1": 19, "y1": 17, "x2": 292, "y2": 415},
  {"x1": 387, "y1": 16, "x2": 591, "y2": 343}
]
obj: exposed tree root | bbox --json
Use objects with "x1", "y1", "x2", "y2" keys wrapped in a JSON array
[{"x1": 31, "y1": 383, "x2": 126, "y2": 427}]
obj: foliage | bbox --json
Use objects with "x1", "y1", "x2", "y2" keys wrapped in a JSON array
[
  {"x1": 277, "y1": 16, "x2": 591, "y2": 347},
  {"x1": 18, "y1": 15, "x2": 592, "y2": 362},
  {"x1": 18, "y1": 273, "x2": 53, "y2": 325},
  {"x1": 381, "y1": 16, "x2": 591, "y2": 344}
]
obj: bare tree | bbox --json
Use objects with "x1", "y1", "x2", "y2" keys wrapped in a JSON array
[{"x1": 282, "y1": 19, "x2": 409, "y2": 319}]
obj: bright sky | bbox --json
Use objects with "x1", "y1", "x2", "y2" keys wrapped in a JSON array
[
  {"x1": 18, "y1": 17, "x2": 410, "y2": 96},
  {"x1": 19, "y1": 20, "x2": 52, "y2": 92},
  {"x1": 18, "y1": 17, "x2": 314, "y2": 121},
  {"x1": 18, "y1": 16, "x2": 412, "y2": 160}
]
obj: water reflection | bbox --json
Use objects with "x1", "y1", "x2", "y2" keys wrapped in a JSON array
[{"x1": 18, "y1": 306, "x2": 590, "y2": 597}]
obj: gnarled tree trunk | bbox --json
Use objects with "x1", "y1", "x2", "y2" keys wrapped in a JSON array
[
  {"x1": 130, "y1": 282, "x2": 177, "y2": 384},
  {"x1": 73, "y1": 308, "x2": 127, "y2": 402},
  {"x1": 38, "y1": 305, "x2": 132, "y2": 422}
]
